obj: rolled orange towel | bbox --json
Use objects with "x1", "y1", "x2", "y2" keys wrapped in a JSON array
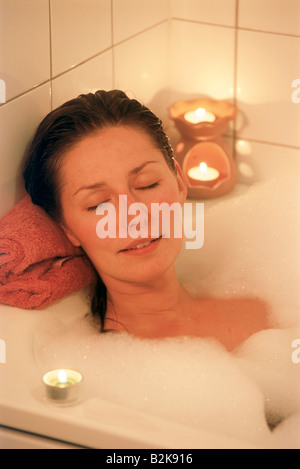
[{"x1": 0, "y1": 195, "x2": 96, "y2": 309}]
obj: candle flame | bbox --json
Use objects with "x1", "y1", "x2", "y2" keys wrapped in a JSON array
[
  {"x1": 195, "y1": 108, "x2": 206, "y2": 118},
  {"x1": 58, "y1": 369, "x2": 67, "y2": 384},
  {"x1": 199, "y1": 162, "x2": 207, "y2": 173}
]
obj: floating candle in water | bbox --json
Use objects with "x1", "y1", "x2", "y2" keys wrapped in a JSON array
[
  {"x1": 184, "y1": 107, "x2": 216, "y2": 124},
  {"x1": 187, "y1": 162, "x2": 220, "y2": 182},
  {"x1": 43, "y1": 369, "x2": 83, "y2": 403}
]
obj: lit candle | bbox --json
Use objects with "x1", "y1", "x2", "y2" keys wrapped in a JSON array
[
  {"x1": 184, "y1": 107, "x2": 216, "y2": 124},
  {"x1": 187, "y1": 162, "x2": 220, "y2": 181},
  {"x1": 43, "y1": 369, "x2": 83, "y2": 403}
]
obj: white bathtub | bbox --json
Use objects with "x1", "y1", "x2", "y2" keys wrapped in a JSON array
[
  {"x1": 1, "y1": 182, "x2": 299, "y2": 449},
  {"x1": 0, "y1": 281, "x2": 260, "y2": 449}
]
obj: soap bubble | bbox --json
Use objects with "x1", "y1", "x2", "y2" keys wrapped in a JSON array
[{"x1": 33, "y1": 173, "x2": 300, "y2": 448}]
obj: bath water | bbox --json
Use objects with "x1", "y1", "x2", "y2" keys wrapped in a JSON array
[{"x1": 33, "y1": 174, "x2": 300, "y2": 448}]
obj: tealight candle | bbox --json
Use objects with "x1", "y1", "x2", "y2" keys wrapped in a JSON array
[
  {"x1": 43, "y1": 369, "x2": 82, "y2": 404},
  {"x1": 187, "y1": 162, "x2": 220, "y2": 182},
  {"x1": 184, "y1": 107, "x2": 216, "y2": 124}
]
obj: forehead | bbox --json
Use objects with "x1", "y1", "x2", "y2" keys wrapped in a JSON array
[
  {"x1": 59, "y1": 125, "x2": 166, "y2": 190},
  {"x1": 59, "y1": 126, "x2": 168, "y2": 193},
  {"x1": 64, "y1": 125, "x2": 160, "y2": 168}
]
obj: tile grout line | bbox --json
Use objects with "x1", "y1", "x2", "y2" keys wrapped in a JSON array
[
  {"x1": 111, "y1": 0, "x2": 115, "y2": 89},
  {"x1": 171, "y1": 17, "x2": 300, "y2": 39},
  {"x1": 48, "y1": 0, "x2": 53, "y2": 110},
  {"x1": 232, "y1": 0, "x2": 240, "y2": 159},
  {"x1": 1, "y1": 20, "x2": 170, "y2": 108}
]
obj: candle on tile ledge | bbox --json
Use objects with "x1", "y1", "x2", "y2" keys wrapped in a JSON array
[
  {"x1": 184, "y1": 108, "x2": 216, "y2": 124},
  {"x1": 187, "y1": 162, "x2": 220, "y2": 182},
  {"x1": 169, "y1": 98, "x2": 237, "y2": 199},
  {"x1": 168, "y1": 97, "x2": 236, "y2": 142},
  {"x1": 181, "y1": 141, "x2": 237, "y2": 199},
  {"x1": 43, "y1": 369, "x2": 83, "y2": 404}
]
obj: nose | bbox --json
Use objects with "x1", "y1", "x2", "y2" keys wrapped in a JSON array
[
  {"x1": 128, "y1": 203, "x2": 149, "y2": 238},
  {"x1": 117, "y1": 193, "x2": 150, "y2": 239}
]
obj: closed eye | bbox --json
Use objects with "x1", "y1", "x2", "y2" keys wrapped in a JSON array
[
  {"x1": 136, "y1": 182, "x2": 159, "y2": 190},
  {"x1": 87, "y1": 205, "x2": 98, "y2": 212},
  {"x1": 87, "y1": 183, "x2": 159, "y2": 210},
  {"x1": 87, "y1": 200, "x2": 110, "y2": 212}
]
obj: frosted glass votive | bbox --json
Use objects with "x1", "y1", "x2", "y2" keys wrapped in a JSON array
[{"x1": 43, "y1": 369, "x2": 83, "y2": 404}]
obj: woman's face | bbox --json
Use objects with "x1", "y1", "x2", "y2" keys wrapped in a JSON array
[{"x1": 59, "y1": 125, "x2": 187, "y2": 286}]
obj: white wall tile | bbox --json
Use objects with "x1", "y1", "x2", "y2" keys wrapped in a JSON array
[
  {"x1": 114, "y1": 24, "x2": 170, "y2": 121},
  {"x1": 237, "y1": 30, "x2": 300, "y2": 148},
  {"x1": 2, "y1": 0, "x2": 300, "y2": 219},
  {"x1": 0, "y1": 85, "x2": 51, "y2": 217},
  {"x1": 235, "y1": 139, "x2": 300, "y2": 184},
  {"x1": 50, "y1": 0, "x2": 111, "y2": 77},
  {"x1": 113, "y1": 0, "x2": 169, "y2": 44},
  {"x1": 239, "y1": 0, "x2": 300, "y2": 37},
  {"x1": 0, "y1": 0, "x2": 50, "y2": 102},
  {"x1": 52, "y1": 51, "x2": 113, "y2": 109},
  {"x1": 171, "y1": 0, "x2": 236, "y2": 27},
  {"x1": 170, "y1": 21, "x2": 235, "y2": 102}
]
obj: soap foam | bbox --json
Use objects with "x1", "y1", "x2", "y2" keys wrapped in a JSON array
[
  {"x1": 176, "y1": 174, "x2": 300, "y2": 328},
  {"x1": 34, "y1": 315, "x2": 270, "y2": 445},
  {"x1": 33, "y1": 173, "x2": 300, "y2": 448}
]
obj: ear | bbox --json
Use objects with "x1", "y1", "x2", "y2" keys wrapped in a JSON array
[
  {"x1": 174, "y1": 159, "x2": 188, "y2": 205},
  {"x1": 60, "y1": 223, "x2": 81, "y2": 247}
]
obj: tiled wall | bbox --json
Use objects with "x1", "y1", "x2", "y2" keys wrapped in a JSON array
[
  {"x1": 1, "y1": 0, "x2": 300, "y2": 217},
  {"x1": 0, "y1": 0, "x2": 169, "y2": 217},
  {"x1": 170, "y1": 0, "x2": 300, "y2": 184}
]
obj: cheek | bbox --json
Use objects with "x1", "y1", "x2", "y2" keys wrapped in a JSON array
[
  {"x1": 63, "y1": 209, "x2": 112, "y2": 255},
  {"x1": 75, "y1": 219, "x2": 120, "y2": 273},
  {"x1": 149, "y1": 203, "x2": 183, "y2": 243},
  {"x1": 150, "y1": 176, "x2": 182, "y2": 206},
  {"x1": 67, "y1": 213, "x2": 95, "y2": 241},
  {"x1": 163, "y1": 173, "x2": 184, "y2": 203}
]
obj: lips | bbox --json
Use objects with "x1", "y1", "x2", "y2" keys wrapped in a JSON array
[{"x1": 119, "y1": 236, "x2": 162, "y2": 253}]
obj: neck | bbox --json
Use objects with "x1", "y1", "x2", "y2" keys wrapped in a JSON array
[{"x1": 103, "y1": 267, "x2": 190, "y2": 336}]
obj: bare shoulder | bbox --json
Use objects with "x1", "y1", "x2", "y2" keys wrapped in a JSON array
[
  {"x1": 190, "y1": 296, "x2": 271, "y2": 351},
  {"x1": 222, "y1": 297, "x2": 270, "y2": 329}
]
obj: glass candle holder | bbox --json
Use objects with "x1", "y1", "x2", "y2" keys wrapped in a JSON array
[{"x1": 43, "y1": 369, "x2": 83, "y2": 404}]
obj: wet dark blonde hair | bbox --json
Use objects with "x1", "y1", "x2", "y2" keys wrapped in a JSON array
[{"x1": 23, "y1": 89, "x2": 175, "y2": 330}]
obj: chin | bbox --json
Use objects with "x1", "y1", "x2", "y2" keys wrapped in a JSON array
[
  {"x1": 121, "y1": 246, "x2": 181, "y2": 284},
  {"x1": 91, "y1": 237, "x2": 183, "y2": 284}
]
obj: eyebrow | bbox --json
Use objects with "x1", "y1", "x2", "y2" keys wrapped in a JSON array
[{"x1": 72, "y1": 160, "x2": 160, "y2": 197}]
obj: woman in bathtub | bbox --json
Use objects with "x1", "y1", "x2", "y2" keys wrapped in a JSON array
[{"x1": 23, "y1": 89, "x2": 269, "y2": 351}]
